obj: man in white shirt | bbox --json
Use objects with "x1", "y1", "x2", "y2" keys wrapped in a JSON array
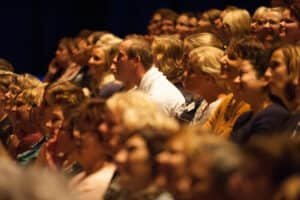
[{"x1": 111, "y1": 37, "x2": 185, "y2": 117}]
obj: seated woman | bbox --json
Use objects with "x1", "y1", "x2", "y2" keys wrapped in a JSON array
[
  {"x1": 88, "y1": 43, "x2": 123, "y2": 98},
  {"x1": 279, "y1": 4, "x2": 300, "y2": 44},
  {"x1": 202, "y1": 37, "x2": 254, "y2": 138},
  {"x1": 69, "y1": 98, "x2": 118, "y2": 200},
  {"x1": 184, "y1": 46, "x2": 226, "y2": 125},
  {"x1": 36, "y1": 81, "x2": 86, "y2": 170},
  {"x1": 230, "y1": 38, "x2": 289, "y2": 144},
  {"x1": 265, "y1": 45, "x2": 300, "y2": 136}
]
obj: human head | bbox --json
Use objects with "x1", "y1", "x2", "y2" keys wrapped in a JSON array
[
  {"x1": 176, "y1": 12, "x2": 198, "y2": 39},
  {"x1": 265, "y1": 45, "x2": 300, "y2": 110},
  {"x1": 279, "y1": 5, "x2": 300, "y2": 44},
  {"x1": 198, "y1": 9, "x2": 221, "y2": 33},
  {"x1": 258, "y1": 7, "x2": 283, "y2": 48},
  {"x1": 88, "y1": 44, "x2": 120, "y2": 83},
  {"x1": 184, "y1": 46, "x2": 225, "y2": 102},
  {"x1": 222, "y1": 9, "x2": 251, "y2": 44},
  {"x1": 232, "y1": 38, "x2": 269, "y2": 104},
  {"x1": 159, "y1": 9, "x2": 178, "y2": 35},
  {"x1": 152, "y1": 35, "x2": 184, "y2": 83},
  {"x1": 112, "y1": 38, "x2": 153, "y2": 86},
  {"x1": 251, "y1": 7, "x2": 268, "y2": 36},
  {"x1": 114, "y1": 127, "x2": 174, "y2": 192},
  {"x1": 183, "y1": 32, "x2": 224, "y2": 55}
]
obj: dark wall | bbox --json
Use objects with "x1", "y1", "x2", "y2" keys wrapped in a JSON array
[{"x1": 0, "y1": 0, "x2": 268, "y2": 76}]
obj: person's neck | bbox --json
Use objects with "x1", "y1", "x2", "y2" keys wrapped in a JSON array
[
  {"x1": 205, "y1": 86, "x2": 225, "y2": 104},
  {"x1": 85, "y1": 160, "x2": 105, "y2": 175},
  {"x1": 249, "y1": 92, "x2": 271, "y2": 113}
]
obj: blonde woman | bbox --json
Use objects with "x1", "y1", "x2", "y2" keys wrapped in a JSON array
[
  {"x1": 251, "y1": 7, "x2": 268, "y2": 37},
  {"x1": 222, "y1": 9, "x2": 251, "y2": 44},
  {"x1": 184, "y1": 46, "x2": 226, "y2": 125}
]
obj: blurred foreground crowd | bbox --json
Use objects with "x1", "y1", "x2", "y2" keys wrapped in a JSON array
[{"x1": 1, "y1": 0, "x2": 300, "y2": 199}]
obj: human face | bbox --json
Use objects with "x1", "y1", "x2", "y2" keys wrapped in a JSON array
[
  {"x1": 88, "y1": 47, "x2": 106, "y2": 80},
  {"x1": 259, "y1": 11, "x2": 282, "y2": 46},
  {"x1": 55, "y1": 44, "x2": 70, "y2": 64},
  {"x1": 41, "y1": 106, "x2": 64, "y2": 137},
  {"x1": 265, "y1": 49, "x2": 289, "y2": 99},
  {"x1": 72, "y1": 131, "x2": 106, "y2": 172},
  {"x1": 234, "y1": 60, "x2": 267, "y2": 103},
  {"x1": 148, "y1": 14, "x2": 162, "y2": 35},
  {"x1": 114, "y1": 135, "x2": 151, "y2": 191},
  {"x1": 220, "y1": 51, "x2": 241, "y2": 93},
  {"x1": 198, "y1": 13, "x2": 212, "y2": 33},
  {"x1": 161, "y1": 19, "x2": 175, "y2": 35},
  {"x1": 176, "y1": 15, "x2": 190, "y2": 38},
  {"x1": 111, "y1": 41, "x2": 136, "y2": 84},
  {"x1": 189, "y1": 17, "x2": 198, "y2": 34},
  {"x1": 280, "y1": 9, "x2": 300, "y2": 43},
  {"x1": 184, "y1": 64, "x2": 216, "y2": 102},
  {"x1": 156, "y1": 138, "x2": 189, "y2": 198}
]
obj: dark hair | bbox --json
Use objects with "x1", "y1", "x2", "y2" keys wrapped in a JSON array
[{"x1": 228, "y1": 36, "x2": 270, "y2": 77}]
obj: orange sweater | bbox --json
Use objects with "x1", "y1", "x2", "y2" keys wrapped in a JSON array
[{"x1": 202, "y1": 93, "x2": 251, "y2": 138}]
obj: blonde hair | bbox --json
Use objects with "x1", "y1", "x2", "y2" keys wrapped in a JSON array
[
  {"x1": 188, "y1": 46, "x2": 224, "y2": 79},
  {"x1": 222, "y1": 9, "x2": 251, "y2": 37},
  {"x1": 152, "y1": 35, "x2": 184, "y2": 82},
  {"x1": 252, "y1": 6, "x2": 268, "y2": 21},
  {"x1": 183, "y1": 32, "x2": 224, "y2": 53},
  {"x1": 107, "y1": 91, "x2": 179, "y2": 133}
]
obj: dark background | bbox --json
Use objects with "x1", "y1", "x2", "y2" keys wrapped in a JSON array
[{"x1": 0, "y1": 0, "x2": 268, "y2": 76}]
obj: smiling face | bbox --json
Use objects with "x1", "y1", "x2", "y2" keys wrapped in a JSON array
[
  {"x1": 258, "y1": 11, "x2": 282, "y2": 47},
  {"x1": 220, "y1": 51, "x2": 242, "y2": 95},
  {"x1": 234, "y1": 60, "x2": 267, "y2": 103},
  {"x1": 279, "y1": 9, "x2": 300, "y2": 43},
  {"x1": 88, "y1": 47, "x2": 107, "y2": 81}
]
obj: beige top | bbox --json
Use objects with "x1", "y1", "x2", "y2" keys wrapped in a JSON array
[{"x1": 70, "y1": 163, "x2": 116, "y2": 200}]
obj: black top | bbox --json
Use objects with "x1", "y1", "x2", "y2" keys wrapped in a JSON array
[
  {"x1": 281, "y1": 112, "x2": 300, "y2": 138},
  {"x1": 231, "y1": 102, "x2": 289, "y2": 144}
]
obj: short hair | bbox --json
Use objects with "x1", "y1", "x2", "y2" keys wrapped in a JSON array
[
  {"x1": 43, "y1": 81, "x2": 85, "y2": 108},
  {"x1": 152, "y1": 35, "x2": 184, "y2": 82},
  {"x1": 123, "y1": 38, "x2": 153, "y2": 70},
  {"x1": 188, "y1": 46, "x2": 224, "y2": 79},
  {"x1": 227, "y1": 36, "x2": 269, "y2": 77}
]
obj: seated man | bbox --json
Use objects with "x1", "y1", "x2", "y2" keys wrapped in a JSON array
[{"x1": 111, "y1": 37, "x2": 185, "y2": 117}]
